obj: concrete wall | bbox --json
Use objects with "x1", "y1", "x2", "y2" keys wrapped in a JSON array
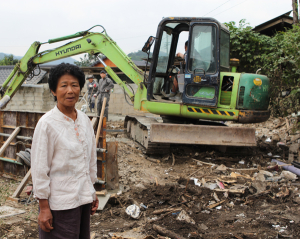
[
  {"x1": 3, "y1": 83, "x2": 145, "y2": 116},
  {"x1": 3, "y1": 85, "x2": 56, "y2": 112}
]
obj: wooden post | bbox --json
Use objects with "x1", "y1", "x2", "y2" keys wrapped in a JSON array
[
  {"x1": 96, "y1": 98, "x2": 107, "y2": 146},
  {"x1": 0, "y1": 127, "x2": 21, "y2": 156},
  {"x1": 292, "y1": 0, "x2": 299, "y2": 24},
  {"x1": 7, "y1": 169, "x2": 31, "y2": 202}
]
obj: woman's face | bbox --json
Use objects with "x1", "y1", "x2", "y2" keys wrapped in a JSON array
[{"x1": 51, "y1": 74, "x2": 80, "y2": 108}]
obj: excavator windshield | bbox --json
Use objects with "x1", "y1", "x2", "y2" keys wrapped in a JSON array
[{"x1": 188, "y1": 25, "x2": 217, "y2": 74}]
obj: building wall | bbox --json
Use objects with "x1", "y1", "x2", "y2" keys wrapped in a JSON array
[
  {"x1": 3, "y1": 83, "x2": 146, "y2": 116},
  {"x1": 3, "y1": 85, "x2": 56, "y2": 112}
]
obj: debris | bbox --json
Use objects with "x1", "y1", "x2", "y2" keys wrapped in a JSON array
[
  {"x1": 204, "y1": 183, "x2": 218, "y2": 190},
  {"x1": 207, "y1": 200, "x2": 225, "y2": 209},
  {"x1": 171, "y1": 153, "x2": 175, "y2": 166},
  {"x1": 230, "y1": 172, "x2": 253, "y2": 180},
  {"x1": 213, "y1": 192, "x2": 220, "y2": 202},
  {"x1": 153, "y1": 224, "x2": 186, "y2": 239},
  {"x1": 198, "y1": 223, "x2": 208, "y2": 230},
  {"x1": 145, "y1": 157, "x2": 161, "y2": 163},
  {"x1": 190, "y1": 177, "x2": 201, "y2": 186},
  {"x1": 272, "y1": 159, "x2": 300, "y2": 176},
  {"x1": 135, "y1": 183, "x2": 147, "y2": 190},
  {"x1": 96, "y1": 190, "x2": 107, "y2": 196},
  {"x1": 265, "y1": 138, "x2": 272, "y2": 142},
  {"x1": 90, "y1": 232, "x2": 96, "y2": 239},
  {"x1": 216, "y1": 164, "x2": 227, "y2": 171},
  {"x1": 214, "y1": 187, "x2": 246, "y2": 195},
  {"x1": 252, "y1": 181, "x2": 267, "y2": 193},
  {"x1": 192, "y1": 158, "x2": 215, "y2": 167},
  {"x1": 281, "y1": 171, "x2": 298, "y2": 180},
  {"x1": 0, "y1": 206, "x2": 26, "y2": 219},
  {"x1": 276, "y1": 186, "x2": 289, "y2": 198},
  {"x1": 152, "y1": 208, "x2": 181, "y2": 215},
  {"x1": 216, "y1": 181, "x2": 225, "y2": 189},
  {"x1": 125, "y1": 204, "x2": 141, "y2": 219},
  {"x1": 176, "y1": 210, "x2": 195, "y2": 224},
  {"x1": 7, "y1": 169, "x2": 32, "y2": 202},
  {"x1": 238, "y1": 160, "x2": 245, "y2": 164}
]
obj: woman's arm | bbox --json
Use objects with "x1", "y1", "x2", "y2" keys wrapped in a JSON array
[
  {"x1": 38, "y1": 199, "x2": 54, "y2": 232},
  {"x1": 31, "y1": 120, "x2": 54, "y2": 231}
]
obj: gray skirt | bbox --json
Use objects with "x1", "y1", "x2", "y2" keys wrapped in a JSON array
[{"x1": 39, "y1": 203, "x2": 91, "y2": 239}]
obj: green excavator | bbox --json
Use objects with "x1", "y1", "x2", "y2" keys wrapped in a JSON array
[{"x1": 0, "y1": 17, "x2": 270, "y2": 153}]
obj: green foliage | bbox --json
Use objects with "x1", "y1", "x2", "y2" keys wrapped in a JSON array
[
  {"x1": 0, "y1": 54, "x2": 19, "y2": 65},
  {"x1": 225, "y1": 20, "x2": 300, "y2": 116},
  {"x1": 128, "y1": 50, "x2": 151, "y2": 61},
  {"x1": 74, "y1": 53, "x2": 103, "y2": 67}
]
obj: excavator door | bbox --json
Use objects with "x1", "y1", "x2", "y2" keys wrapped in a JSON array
[{"x1": 182, "y1": 22, "x2": 220, "y2": 107}]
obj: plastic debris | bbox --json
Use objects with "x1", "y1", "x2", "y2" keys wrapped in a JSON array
[
  {"x1": 281, "y1": 171, "x2": 298, "y2": 180},
  {"x1": 217, "y1": 181, "x2": 225, "y2": 189},
  {"x1": 176, "y1": 210, "x2": 195, "y2": 224},
  {"x1": 125, "y1": 204, "x2": 140, "y2": 219},
  {"x1": 191, "y1": 177, "x2": 201, "y2": 186}
]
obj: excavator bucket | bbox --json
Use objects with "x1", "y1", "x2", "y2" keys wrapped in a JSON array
[{"x1": 149, "y1": 123, "x2": 256, "y2": 146}]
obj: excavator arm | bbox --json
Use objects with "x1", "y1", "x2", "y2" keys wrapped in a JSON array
[{"x1": 0, "y1": 26, "x2": 144, "y2": 109}]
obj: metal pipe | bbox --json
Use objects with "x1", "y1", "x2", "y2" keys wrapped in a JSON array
[
  {"x1": 0, "y1": 157, "x2": 23, "y2": 165},
  {"x1": 95, "y1": 179, "x2": 106, "y2": 185},
  {"x1": 96, "y1": 148, "x2": 107, "y2": 153},
  {"x1": 272, "y1": 159, "x2": 300, "y2": 176},
  {"x1": 97, "y1": 56, "x2": 107, "y2": 67},
  {"x1": 0, "y1": 133, "x2": 32, "y2": 141}
]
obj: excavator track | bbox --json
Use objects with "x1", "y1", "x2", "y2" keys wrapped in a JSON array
[
  {"x1": 125, "y1": 115, "x2": 257, "y2": 154},
  {"x1": 124, "y1": 116, "x2": 170, "y2": 154}
]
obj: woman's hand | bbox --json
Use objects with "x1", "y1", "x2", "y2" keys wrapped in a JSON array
[
  {"x1": 91, "y1": 197, "x2": 99, "y2": 215},
  {"x1": 38, "y1": 199, "x2": 54, "y2": 232}
]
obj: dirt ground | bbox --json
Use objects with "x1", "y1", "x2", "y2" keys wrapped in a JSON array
[{"x1": 1, "y1": 117, "x2": 300, "y2": 239}]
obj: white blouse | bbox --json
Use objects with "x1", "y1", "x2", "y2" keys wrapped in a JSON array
[{"x1": 31, "y1": 106, "x2": 97, "y2": 210}]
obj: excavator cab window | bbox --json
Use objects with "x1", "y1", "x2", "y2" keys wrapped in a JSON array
[{"x1": 152, "y1": 22, "x2": 189, "y2": 98}]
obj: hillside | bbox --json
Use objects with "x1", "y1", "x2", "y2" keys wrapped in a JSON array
[{"x1": 0, "y1": 52, "x2": 76, "y2": 65}]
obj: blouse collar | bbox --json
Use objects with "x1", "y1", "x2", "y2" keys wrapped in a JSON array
[{"x1": 53, "y1": 105, "x2": 80, "y2": 125}]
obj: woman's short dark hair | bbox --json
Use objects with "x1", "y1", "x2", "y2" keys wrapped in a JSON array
[{"x1": 48, "y1": 63, "x2": 85, "y2": 100}]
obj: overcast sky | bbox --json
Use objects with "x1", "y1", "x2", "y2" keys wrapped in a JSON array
[{"x1": 0, "y1": 0, "x2": 294, "y2": 61}]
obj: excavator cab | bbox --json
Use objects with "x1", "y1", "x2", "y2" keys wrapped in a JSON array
[{"x1": 146, "y1": 17, "x2": 230, "y2": 108}]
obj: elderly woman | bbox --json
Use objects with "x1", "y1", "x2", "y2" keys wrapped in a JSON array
[{"x1": 31, "y1": 63, "x2": 99, "y2": 239}]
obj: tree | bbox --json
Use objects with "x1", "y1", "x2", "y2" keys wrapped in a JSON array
[
  {"x1": 292, "y1": 0, "x2": 299, "y2": 24},
  {"x1": 74, "y1": 53, "x2": 103, "y2": 67},
  {"x1": 0, "y1": 54, "x2": 19, "y2": 65},
  {"x1": 128, "y1": 50, "x2": 151, "y2": 61}
]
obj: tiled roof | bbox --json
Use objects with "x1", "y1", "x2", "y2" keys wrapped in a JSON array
[{"x1": 0, "y1": 65, "x2": 47, "y2": 86}]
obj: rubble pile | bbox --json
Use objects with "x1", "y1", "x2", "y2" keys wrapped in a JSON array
[{"x1": 1, "y1": 117, "x2": 300, "y2": 238}]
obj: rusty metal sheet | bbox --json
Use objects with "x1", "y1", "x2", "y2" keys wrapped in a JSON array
[{"x1": 150, "y1": 123, "x2": 256, "y2": 146}]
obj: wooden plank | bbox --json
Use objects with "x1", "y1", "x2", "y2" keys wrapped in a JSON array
[
  {"x1": 1, "y1": 125, "x2": 17, "y2": 129},
  {"x1": 0, "y1": 127, "x2": 21, "y2": 156},
  {"x1": 106, "y1": 141, "x2": 119, "y2": 190},
  {"x1": 90, "y1": 232, "x2": 96, "y2": 239},
  {"x1": 91, "y1": 117, "x2": 98, "y2": 129},
  {"x1": 96, "y1": 190, "x2": 107, "y2": 196},
  {"x1": 11, "y1": 169, "x2": 31, "y2": 199}
]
